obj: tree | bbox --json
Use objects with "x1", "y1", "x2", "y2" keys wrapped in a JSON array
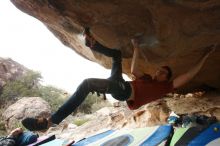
[{"x1": 0, "y1": 71, "x2": 42, "y2": 104}]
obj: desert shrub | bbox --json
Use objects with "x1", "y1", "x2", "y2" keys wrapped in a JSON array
[
  {"x1": 0, "y1": 71, "x2": 42, "y2": 104},
  {"x1": 0, "y1": 70, "x2": 67, "y2": 112},
  {"x1": 0, "y1": 70, "x2": 111, "y2": 123},
  {"x1": 75, "y1": 93, "x2": 107, "y2": 114},
  {"x1": 73, "y1": 118, "x2": 89, "y2": 126},
  {"x1": 39, "y1": 86, "x2": 67, "y2": 112},
  {"x1": 91, "y1": 100, "x2": 112, "y2": 113},
  {"x1": 0, "y1": 109, "x2": 6, "y2": 136},
  {"x1": 0, "y1": 120, "x2": 5, "y2": 131}
]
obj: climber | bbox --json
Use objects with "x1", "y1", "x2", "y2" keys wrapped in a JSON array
[{"x1": 21, "y1": 27, "x2": 216, "y2": 131}]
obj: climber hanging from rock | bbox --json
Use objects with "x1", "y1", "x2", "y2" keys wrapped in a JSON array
[{"x1": 21, "y1": 27, "x2": 216, "y2": 131}]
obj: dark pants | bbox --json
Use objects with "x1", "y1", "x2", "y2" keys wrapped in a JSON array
[{"x1": 51, "y1": 42, "x2": 131, "y2": 124}]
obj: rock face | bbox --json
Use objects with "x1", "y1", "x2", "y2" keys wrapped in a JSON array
[
  {"x1": 2, "y1": 97, "x2": 51, "y2": 131},
  {"x1": 10, "y1": 0, "x2": 220, "y2": 92},
  {"x1": 0, "y1": 57, "x2": 28, "y2": 89}
]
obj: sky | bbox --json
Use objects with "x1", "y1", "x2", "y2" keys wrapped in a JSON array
[{"x1": 0, "y1": 1, "x2": 128, "y2": 97}]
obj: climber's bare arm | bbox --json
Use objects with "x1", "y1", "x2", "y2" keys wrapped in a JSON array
[
  {"x1": 173, "y1": 44, "x2": 216, "y2": 89},
  {"x1": 131, "y1": 38, "x2": 145, "y2": 78}
]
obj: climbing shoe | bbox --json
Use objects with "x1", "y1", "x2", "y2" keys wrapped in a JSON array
[{"x1": 22, "y1": 117, "x2": 48, "y2": 131}]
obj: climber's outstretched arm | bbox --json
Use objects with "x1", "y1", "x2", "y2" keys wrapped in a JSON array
[
  {"x1": 131, "y1": 38, "x2": 145, "y2": 78},
  {"x1": 173, "y1": 45, "x2": 216, "y2": 89}
]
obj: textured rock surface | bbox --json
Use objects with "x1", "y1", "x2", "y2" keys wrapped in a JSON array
[
  {"x1": 5, "y1": 1, "x2": 220, "y2": 139},
  {"x1": 0, "y1": 57, "x2": 27, "y2": 89},
  {"x1": 10, "y1": 0, "x2": 220, "y2": 92},
  {"x1": 2, "y1": 97, "x2": 51, "y2": 131}
]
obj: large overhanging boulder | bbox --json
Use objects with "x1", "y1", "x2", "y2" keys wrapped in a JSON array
[{"x1": 10, "y1": 0, "x2": 220, "y2": 92}]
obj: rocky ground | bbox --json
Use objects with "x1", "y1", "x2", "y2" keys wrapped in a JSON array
[
  {"x1": 1, "y1": 91, "x2": 220, "y2": 142},
  {"x1": 31, "y1": 91, "x2": 220, "y2": 143}
]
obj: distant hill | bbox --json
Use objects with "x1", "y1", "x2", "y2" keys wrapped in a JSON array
[{"x1": 0, "y1": 57, "x2": 28, "y2": 89}]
